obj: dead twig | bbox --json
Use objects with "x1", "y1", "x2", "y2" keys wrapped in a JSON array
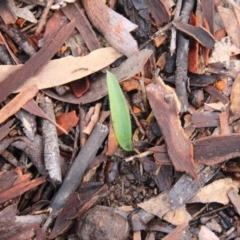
[
  {"x1": 170, "y1": 0, "x2": 182, "y2": 55},
  {"x1": 175, "y1": 0, "x2": 195, "y2": 112},
  {"x1": 35, "y1": 0, "x2": 55, "y2": 36},
  {"x1": 40, "y1": 96, "x2": 62, "y2": 184}
]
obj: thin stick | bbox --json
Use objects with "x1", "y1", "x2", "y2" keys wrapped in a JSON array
[
  {"x1": 125, "y1": 150, "x2": 153, "y2": 162},
  {"x1": 139, "y1": 17, "x2": 182, "y2": 50},
  {"x1": 35, "y1": 0, "x2": 55, "y2": 36},
  {"x1": 175, "y1": 0, "x2": 195, "y2": 112},
  {"x1": 170, "y1": 0, "x2": 183, "y2": 55},
  {"x1": 40, "y1": 96, "x2": 62, "y2": 184}
]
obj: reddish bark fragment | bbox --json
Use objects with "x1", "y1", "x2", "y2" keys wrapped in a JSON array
[
  {"x1": 188, "y1": 14, "x2": 199, "y2": 73},
  {"x1": 0, "y1": 119, "x2": 14, "y2": 142},
  {"x1": 146, "y1": 78, "x2": 198, "y2": 181},
  {"x1": 194, "y1": 134, "x2": 240, "y2": 165},
  {"x1": 204, "y1": 85, "x2": 229, "y2": 105},
  {"x1": 56, "y1": 110, "x2": 79, "y2": 135},
  {"x1": 202, "y1": 18, "x2": 210, "y2": 66},
  {"x1": 70, "y1": 77, "x2": 90, "y2": 98},
  {"x1": 215, "y1": 29, "x2": 226, "y2": 41},
  {"x1": 0, "y1": 84, "x2": 38, "y2": 124},
  {"x1": 0, "y1": 176, "x2": 46, "y2": 204},
  {"x1": 148, "y1": 0, "x2": 170, "y2": 27},
  {"x1": 219, "y1": 111, "x2": 231, "y2": 135}
]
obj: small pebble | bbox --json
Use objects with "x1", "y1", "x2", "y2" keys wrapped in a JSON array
[{"x1": 77, "y1": 205, "x2": 129, "y2": 240}]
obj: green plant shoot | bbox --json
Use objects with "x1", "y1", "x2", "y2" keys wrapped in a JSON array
[{"x1": 106, "y1": 71, "x2": 132, "y2": 151}]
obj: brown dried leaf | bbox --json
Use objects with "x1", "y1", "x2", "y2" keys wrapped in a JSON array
[
  {"x1": 82, "y1": 0, "x2": 138, "y2": 57},
  {"x1": 189, "y1": 178, "x2": 240, "y2": 204},
  {"x1": 0, "y1": 48, "x2": 121, "y2": 92},
  {"x1": 43, "y1": 49, "x2": 152, "y2": 104},
  {"x1": 0, "y1": 85, "x2": 38, "y2": 125},
  {"x1": 146, "y1": 77, "x2": 198, "y2": 180}
]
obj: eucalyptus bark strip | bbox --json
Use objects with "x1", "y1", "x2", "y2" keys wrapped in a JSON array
[
  {"x1": 0, "y1": 84, "x2": 38, "y2": 124},
  {"x1": 40, "y1": 96, "x2": 62, "y2": 184},
  {"x1": 46, "y1": 123, "x2": 108, "y2": 225}
]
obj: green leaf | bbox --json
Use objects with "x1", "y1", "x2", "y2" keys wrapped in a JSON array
[{"x1": 106, "y1": 71, "x2": 132, "y2": 151}]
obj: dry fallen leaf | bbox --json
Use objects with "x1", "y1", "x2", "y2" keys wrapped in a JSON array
[
  {"x1": 188, "y1": 178, "x2": 240, "y2": 205},
  {"x1": 199, "y1": 225, "x2": 220, "y2": 240},
  {"x1": 163, "y1": 206, "x2": 192, "y2": 225},
  {"x1": 138, "y1": 192, "x2": 171, "y2": 218},
  {"x1": 0, "y1": 47, "x2": 122, "y2": 93}
]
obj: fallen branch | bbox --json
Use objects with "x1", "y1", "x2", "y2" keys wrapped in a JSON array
[{"x1": 43, "y1": 123, "x2": 108, "y2": 229}]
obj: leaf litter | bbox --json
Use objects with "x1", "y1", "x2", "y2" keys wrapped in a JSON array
[{"x1": 1, "y1": 1, "x2": 240, "y2": 239}]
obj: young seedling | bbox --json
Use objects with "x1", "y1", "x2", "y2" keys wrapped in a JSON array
[{"x1": 106, "y1": 71, "x2": 132, "y2": 151}]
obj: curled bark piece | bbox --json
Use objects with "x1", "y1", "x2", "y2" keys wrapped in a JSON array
[
  {"x1": 46, "y1": 123, "x2": 108, "y2": 223},
  {"x1": 82, "y1": 0, "x2": 138, "y2": 57},
  {"x1": 146, "y1": 77, "x2": 198, "y2": 181},
  {"x1": 173, "y1": 22, "x2": 215, "y2": 49},
  {"x1": 40, "y1": 96, "x2": 62, "y2": 184}
]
